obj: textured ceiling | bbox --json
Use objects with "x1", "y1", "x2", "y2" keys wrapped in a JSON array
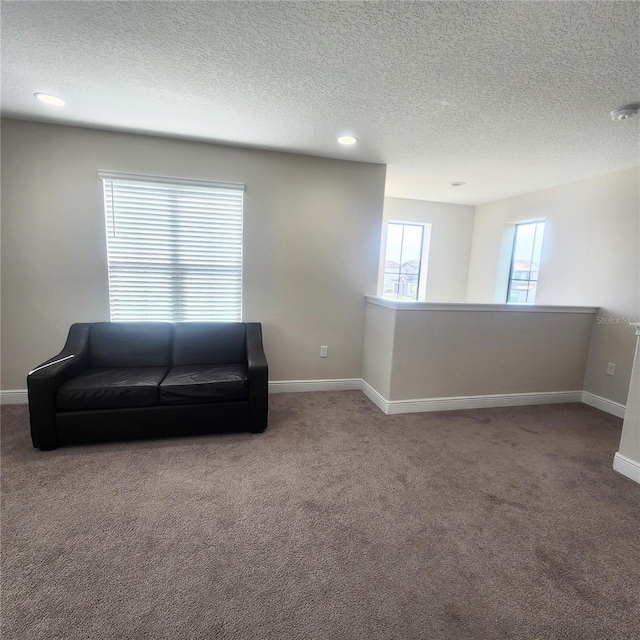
[{"x1": 1, "y1": 1, "x2": 639, "y2": 205}]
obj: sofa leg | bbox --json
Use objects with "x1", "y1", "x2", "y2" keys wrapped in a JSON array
[{"x1": 250, "y1": 409, "x2": 268, "y2": 434}]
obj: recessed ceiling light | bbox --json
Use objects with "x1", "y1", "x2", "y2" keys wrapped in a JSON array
[
  {"x1": 337, "y1": 136, "x2": 357, "y2": 145},
  {"x1": 450, "y1": 181, "x2": 466, "y2": 187},
  {"x1": 34, "y1": 93, "x2": 65, "y2": 106}
]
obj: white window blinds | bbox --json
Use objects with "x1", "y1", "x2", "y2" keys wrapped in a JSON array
[{"x1": 100, "y1": 172, "x2": 244, "y2": 322}]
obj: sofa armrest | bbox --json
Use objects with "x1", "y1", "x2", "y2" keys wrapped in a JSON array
[
  {"x1": 27, "y1": 323, "x2": 91, "y2": 450},
  {"x1": 246, "y1": 323, "x2": 268, "y2": 432}
]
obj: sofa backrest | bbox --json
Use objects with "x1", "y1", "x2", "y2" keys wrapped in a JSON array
[
  {"x1": 172, "y1": 322, "x2": 246, "y2": 366},
  {"x1": 90, "y1": 322, "x2": 173, "y2": 368}
]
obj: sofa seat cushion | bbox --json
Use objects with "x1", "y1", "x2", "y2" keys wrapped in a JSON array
[
  {"x1": 57, "y1": 367, "x2": 168, "y2": 411},
  {"x1": 159, "y1": 365, "x2": 248, "y2": 405}
]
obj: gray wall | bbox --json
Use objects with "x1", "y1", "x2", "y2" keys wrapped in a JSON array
[
  {"x1": 618, "y1": 335, "x2": 640, "y2": 466},
  {"x1": 0, "y1": 119, "x2": 386, "y2": 389},
  {"x1": 467, "y1": 167, "x2": 640, "y2": 405},
  {"x1": 362, "y1": 301, "x2": 595, "y2": 402},
  {"x1": 390, "y1": 309, "x2": 594, "y2": 401},
  {"x1": 361, "y1": 303, "x2": 395, "y2": 398}
]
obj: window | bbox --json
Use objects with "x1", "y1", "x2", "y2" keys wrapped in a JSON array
[
  {"x1": 506, "y1": 221, "x2": 545, "y2": 304},
  {"x1": 100, "y1": 172, "x2": 244, "y2": 321},
  {"x1": 382, "y1": 222, "x2": 427, "y2": 301}
]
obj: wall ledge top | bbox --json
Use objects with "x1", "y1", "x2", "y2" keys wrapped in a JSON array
[{"x1": 365, "y1": 296, "x2": 599, "y2": 314}]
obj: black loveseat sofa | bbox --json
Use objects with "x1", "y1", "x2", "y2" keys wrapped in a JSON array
[{"x1": 27, "y1": 322, "x2": 268, "y2": 450}]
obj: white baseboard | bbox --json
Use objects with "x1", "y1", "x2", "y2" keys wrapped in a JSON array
[
  {"x1": 581, "y1": 391, "x2": 626, "y2": 419},
  {"x1": 387, "y1": 390, "x2": 585, "y2": 415},
  {"x1": 268, "y1": 378, "x2": 361, "y2": 393},
  {"x1": 0, "y1": 383, "x2": 627, "y2": 422},
  {"x1": 1, "y1": 382, "x2": 363, "y2": 404},
  {"x1": 613, "y1": 452, "x2": 640, "y2": 484},
  {"x1": 0, "y1": 390, "x2": 28, "y2": 405},
  {"x1": 360, "y1": 380, "x2": 390, "y2": 413},
  {"x1": 360, "y1": 385, "x2": 583, "y2": 415}
]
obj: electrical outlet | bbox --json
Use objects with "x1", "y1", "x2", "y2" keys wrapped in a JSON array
[
  {"x1": 320, "y1": 346, "x2": 328, "y2": 358},
  {"x1": 606, "y1": 363, "x2": 616, "y2": 376}
]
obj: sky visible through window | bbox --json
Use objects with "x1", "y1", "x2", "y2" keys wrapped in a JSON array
[{"x1": 385, "y1": 223, "x2": 423, "y2": 266}]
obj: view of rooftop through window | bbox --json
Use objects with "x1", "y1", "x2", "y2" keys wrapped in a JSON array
[
  {"x1": 507, "y1": 221, "x2": 545, "y2": 304},
  {"x1": 383, "y1": 223, "x2": 425, "y2": 301}
]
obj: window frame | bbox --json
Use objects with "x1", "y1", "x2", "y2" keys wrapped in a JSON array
[
  {"x1": 381, "y1": 221, "x2": 430, "y2": 302},
  {"x1": 505, "y1": 220, "x2": 545, "y2": 305}
]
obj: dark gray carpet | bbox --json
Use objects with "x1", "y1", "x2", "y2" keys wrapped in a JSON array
[{"x1": 2, "y1": 392, "x2": 639, "y2": 640}]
